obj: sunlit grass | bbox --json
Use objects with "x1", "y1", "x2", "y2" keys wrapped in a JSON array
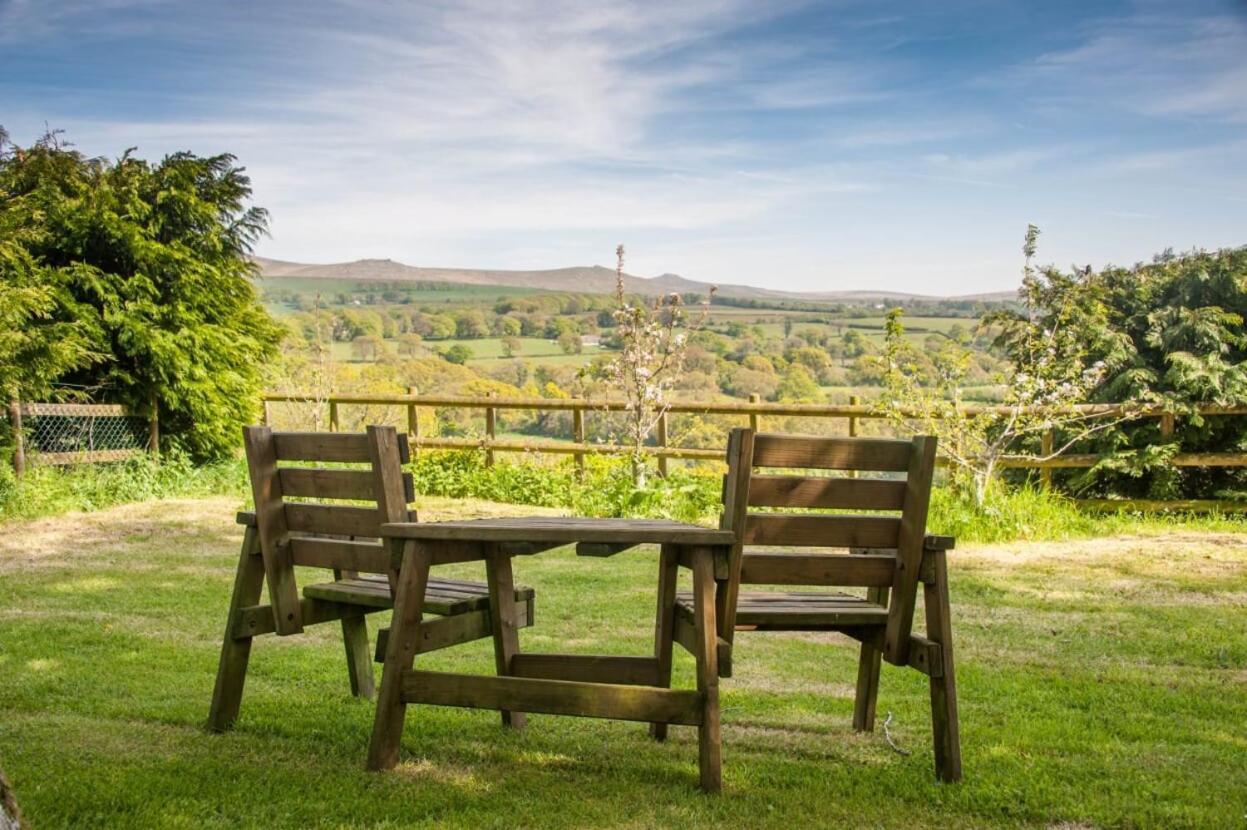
[{"x1": 1, "y1": 496, "x2": 1245, "y2": 827}]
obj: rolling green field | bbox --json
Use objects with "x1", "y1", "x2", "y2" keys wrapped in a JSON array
[
  {"x1": 328, "y1": 336, "x2": 606, "y2": 369},
  {"x1": 750, "y1": 316, "x2": 972, "y2": 342},
  {"x1": 258, "y1": 276, "x2": 548, "y2": 305},
  {"x1": 2, "y1": 496, "x2": 1245, "y2": 828}
]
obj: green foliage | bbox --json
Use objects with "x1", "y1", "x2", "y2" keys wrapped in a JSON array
[
  {"x1": 409, "y1": 452, "x2": 721, "y2": 523},
  {"x1": 0, "y1": 130, "x2": 283, "y2": 460},
  {"x1": 440, "y1": 343, "x2": 473, "y2": 364},
  {"x1": 993, "y1": 241, "x2": 1247, "y2": 499},
  {"x1": 0, "y1": 451, "x2": 246, "y2": 522}
]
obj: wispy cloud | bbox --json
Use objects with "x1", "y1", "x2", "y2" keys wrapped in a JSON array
[
  {"x1": 1021, "y1": 11, "x2": 1247, "y2": 123},
  {"x1": 1, "y1": 0, "x2": 1244, "y2": 293}
]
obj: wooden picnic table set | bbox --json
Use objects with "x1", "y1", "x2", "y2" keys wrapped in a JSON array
[{"x1": 207, "y1": 424, "x2": 961, "y2": 793}]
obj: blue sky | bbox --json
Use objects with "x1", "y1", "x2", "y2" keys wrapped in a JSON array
[{"x1": 2, "y1": 0, "x2": 1245, "y2": 294}]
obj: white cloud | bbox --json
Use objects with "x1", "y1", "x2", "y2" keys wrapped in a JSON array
[{"x1": 1024, "y1": 12, "x2": 1247, "y2": 123}]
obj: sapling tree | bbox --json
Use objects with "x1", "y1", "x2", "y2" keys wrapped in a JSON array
[{"x1": 604, "y1": 244, "x2": 713, "y2": 486}]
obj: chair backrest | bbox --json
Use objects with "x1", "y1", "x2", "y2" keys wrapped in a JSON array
[
  {"x1": 720, "y1": 428, "x2": 937, "y2": 665},
  {"x1": 242, "y1": 425, "x2": 414, "y2": 635}
]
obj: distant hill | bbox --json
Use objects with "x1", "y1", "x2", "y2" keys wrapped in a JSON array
[{"x1": 251, "y1": 256, "x2": 1016, "y2": 304}]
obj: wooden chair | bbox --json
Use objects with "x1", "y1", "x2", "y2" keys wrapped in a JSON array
[
  {"x1": 652, "y1": 428, "x2": 962, "y2": 782},
  {"x1": 207, "y1": 425, "x2": 535, "y2": 732}
]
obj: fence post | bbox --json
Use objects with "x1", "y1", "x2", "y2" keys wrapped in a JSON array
[
  {"x1": 749, "y1": 393, "x2": 760, "y2": 432},
  {"x1": 260, "y1": 398, "x2": 270, "y2": 427},
  {"x1": 847, "y1": 395, "x2": 859, "y2": 478},
  {"x1": 656, "y1": 410, "x2": 669, "y2": 477},
  {"x1": 148, "y1": 390, "x2": 159, "y2": 459},
  {"x1": 9, "y1": 399, "x2": 24, "y2": 479},
  {"x1": 1040, "y1": 428, "x2": 1054, "y2": 490},
  {"x1": 485, "y1": 392, "x2": 496, "y2": 467},
  {"x1": 1160, "y1": 411, "x2": 1175, "y2": 440},
  {"x1": 407, "y1": 386, "x2": 419, "y2": 441},
  {"x1": 572, "y1": 400, "x2": 585, "y2": 479},
  {"x1": 329, "y1": 400, "x2": 339, "y2": 432}
]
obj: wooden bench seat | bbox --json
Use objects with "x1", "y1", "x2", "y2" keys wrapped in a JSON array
[
  {"x1": 676, "y1": 590, "x2": 886, "y2": 628},
  {"x1": 304, "y1": 575, "x2": 535, "y2": 616}
]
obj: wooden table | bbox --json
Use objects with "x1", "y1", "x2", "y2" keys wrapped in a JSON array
[{"x1": 366, "y1": 517, "x2": 737, "y2": 792}]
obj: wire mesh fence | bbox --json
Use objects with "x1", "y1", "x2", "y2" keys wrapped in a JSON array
[{"x1": 16, "y1": 403, "x2": 148, "y2": 464}]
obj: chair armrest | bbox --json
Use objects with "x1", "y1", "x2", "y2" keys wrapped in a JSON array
[
  {"x1": 236, "y1": 510, "x2": 257, "y2": 527},
  {"x1": 924, "y1": 534, "x2": 955, "y2": 552}
]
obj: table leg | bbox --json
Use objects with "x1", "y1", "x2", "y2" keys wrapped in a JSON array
[
  {"x1": 650, "y1": 543, "x2": 679, "y2": 741},
  {"x1": 692, "y1": 546, "x2": 722, "y2": 793},
  {"x1": 486, "y1": 546, "x2": 527, "y2": 730},
  {"x1": 366, "y1": 539, "x2": 431, "y2": 771}
]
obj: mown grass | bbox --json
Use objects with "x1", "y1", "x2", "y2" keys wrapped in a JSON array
[{"x1": 1, "y1": 496, "x2": 1244, "y2": 828}]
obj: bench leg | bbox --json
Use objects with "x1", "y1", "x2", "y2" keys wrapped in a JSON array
[
  {"x1": 486, "y1": 547, "x2": 526, "y2": 730},
  {"x1": 852, "y1": 585, "x2": 888, "y2": 732},
  {"x1": 650, "y1": 543, "x2": 679, "y2": 741},
  {"x1": 341, "y1": 615, "x2": 376, "y2": 699},
  {"x1": 924, "y1": 550, "x2": 962, "y2": 783},
  {"x1": 367, "y1": 540, "x2": 431, "y2": 771},
  {"x1": 692, "y1": 547, "x2": 722, "y2": 793},
  {"x1": 207, "y1": 527, "x2": 265, "y2": 732}
]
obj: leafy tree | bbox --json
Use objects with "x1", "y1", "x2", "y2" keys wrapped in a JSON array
[
  {"x1": 1017, "y1": 244, "x2": 1247, "y2": 499},
  {"x1": 455, "y1": 308, "x2": 489, "y2": 338},
  {"x1": 493, "y1": 315, "x2": 522, "y2": 337},
  {"x1": 0, "y1": 129, "x2": 282, "y2": 460},
  {"x1": 777, "y1": 363, "x2": 822, "y2": 402},
  {"x1": 396, "y1": 333, "x2": 423, "y2": 357},
  {"x1": 350, "y1": 335, "x2": 383, "y2": 361},
  {"x1": 500, "y1": 335, "x2": 521, "y2": 358},
  {"x1": 557, "y1": 331, "x2": 582, "y2": 355},
  {"x1": 441, "y1": 344, "x2": 473, "y2": 365},
  {"x1": 0, "y1": 139, "x2": 101, "y2": 401},
  {"x1": 424, "y1": 314, "x2": 456, "y2": 339}
]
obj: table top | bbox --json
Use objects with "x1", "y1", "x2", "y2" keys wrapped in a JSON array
[{"x1": 380, "y1": 516, "x2": 736, "y2": 546}]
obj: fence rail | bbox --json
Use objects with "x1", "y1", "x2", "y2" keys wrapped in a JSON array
[
  {"x1": 6, "y1": 401, "x2": 152, "y2": 474},
  {"x1": 261, "y1": 392, "x2": 1247, "y2": 510}
]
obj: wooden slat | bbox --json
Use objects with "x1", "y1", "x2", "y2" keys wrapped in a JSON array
[
  {"x1": 373, "y1": 598, "x2": 535, "y2": 660},
  {"x1": 677, "y1": 591, "x2": 887, "y2": 628},
  {"x1": 884, "y1": 435, "x2": 938, "y2": 665},
  {"x1": 400, "y1": 670, "x2": 704, "y2": 726},
  {"x1": 289, "y1": 538, "x2": 389, "y2": 573},
  {"x1": 303, "y1": 577, "x2": 393, "y2": 609},
  {"x1": 278, "y1": 467, "x2": 414, "y2": 502},
  {"x1": 23, "y1": 402, "x2": 127, "y2": 417},
  {"x1": 233, "y1": 596, "x2": 381, "y2": 639},
  {"x1": 243, "y1": 426, "x2": 303, "y2": 635},
  {"x1": 718, "y1": 428, "x2": 754, "y2": 643},
  {"x1": 510, "y1": 654, "x2": 661, "y2": 686},
  {"x1": 738, "y1": 552, "x2": 896, "y2": 586},
  {"x1": 840, "y1": 628, "x2": 943, "y2": 677},
  {"x1": 747, "y1": 475, "x2": 906, "y2": 511},
  {"x1": 752, "y1": 434, "x2": 912, "y2": 471},
  {"x1": 743, "y1": 513, "x2": 900, "y2": 548},
  {"x1": 381, "y1": 517, "x2": 736, "y2": 546},
  {"x1": 285, "y1": 503, "x2": 381, "y2": 538},
  {"x1": 273, "y1": 431, "x2": 411, "y2": 464},
  {"x1": 671, "y1": 616, "x2": 734, "y2": 674}
]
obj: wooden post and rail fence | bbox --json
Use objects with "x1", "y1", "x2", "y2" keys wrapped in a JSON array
[
  {"x1": 261, "y1": 391, "x2": 1247, "y2": 512},
  {"x1": 6, "y1": 400, "x2": 157, "y2": 476}
]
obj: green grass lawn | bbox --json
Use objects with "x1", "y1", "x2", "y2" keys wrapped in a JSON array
[{"x1": 2, "y1": 496, "x2": 1245, "y2": 828}]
